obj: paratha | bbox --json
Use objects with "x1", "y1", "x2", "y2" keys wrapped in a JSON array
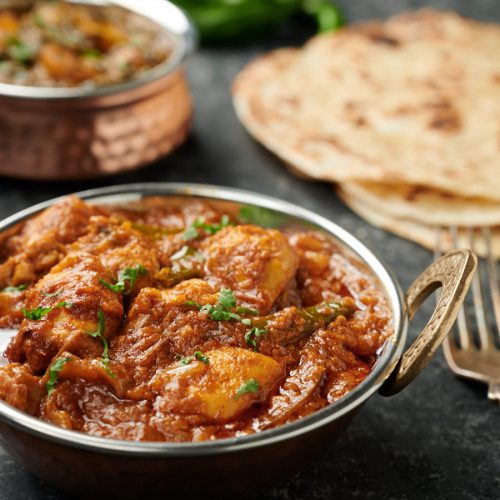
[
  {"x1": 338, "y1": 182, "x2": 500, "y2": 227},
  {"x1": 233, "y1": 9, "x2": 500, "y2": 200},
  {"x1": 338, "y1": 187, "x2": 500, "y2": 258}
]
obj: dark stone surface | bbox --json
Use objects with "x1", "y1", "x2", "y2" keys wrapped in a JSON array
[{"x1": 0, "y1": 1, "x2": 499, "y2": 498}]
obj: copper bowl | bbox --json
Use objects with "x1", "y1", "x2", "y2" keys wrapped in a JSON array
[
  {"x1": 0, "y1": 0, "x2": 196, "y2": 180},
  {"x1": 0, "y1": 183, "x2": 477, "y2": 498}
]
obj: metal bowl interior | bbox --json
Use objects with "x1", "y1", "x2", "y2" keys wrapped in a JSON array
[
  {"x1": 0, "y1": 183, "x2": 407, "y2": 457},
  {"x1": 0, "y1": 0, "x2": 197, "y2": 100}
]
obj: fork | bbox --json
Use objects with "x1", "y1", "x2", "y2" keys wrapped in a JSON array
[{"x1": 435, "y1": 226, "x2": 500, "y2": 404}]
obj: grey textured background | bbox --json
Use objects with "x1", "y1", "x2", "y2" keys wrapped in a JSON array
[{"x1": 0, "y1": 1, "x2": 499, "y2": 498}]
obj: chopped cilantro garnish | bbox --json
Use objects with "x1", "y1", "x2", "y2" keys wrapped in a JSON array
[
  {"x1": 86, "y1": 309, "x2": 115, "y2": 378},
  {"x1": 83, "y1": 48, "x2": 102, "y2": 59},
  {"x1": 177, "y1": 351, "x2": 209, "y2": 365},
  {"x1": 184, "y1": 289, "x2": 260, "y2": 326},
  {"x1": 195, "y1": 351, "x2": 210, "y2": 364},
  {"x1": 46, "y1": 357, "x2": 71, "y2": 396},
  {"x1": 182, "y1": 215, "x2": 230, "y2": 241},
  {"x1": 6, "y1": 37, "x2": 35, "y2": 64},
  {"x1": 22, "y1": 301, "x2": 72, "y2": 320},
  {"x1": 245, "y1": 327, "x2": 268, "y2": 351},
  {"x1": 2, "y1": 284, "x2": 27, "y2": 294},
  {"x1": 238, "y1": 206, "x2": 285, "y2": 228},
  {"x1": 100, "y1": 265, "x2": 147, "y2": 295},
  {"x1": 218, "y1": 288, "x2": 237, "y2": 309},
  {"x1": 234, "y1": 379, "x2": 260, "y2": 399},
  {"x1": 178, "y1": 355, "x2": 193, "y2": 365}
]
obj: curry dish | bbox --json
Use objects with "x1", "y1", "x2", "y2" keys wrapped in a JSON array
[
  {"x1": 0, "y1": 196, "x2": 392, "y2": 441},
  {"x1": 0, "y1": 1, "x2": 172, "y2": 87}
]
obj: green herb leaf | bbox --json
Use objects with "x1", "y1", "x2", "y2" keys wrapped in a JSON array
[
  {"x1": 86, "y1": 309, "x2": 115, "y2": 378},
  {"x1": 22, "y1": 301, "x2": 72, "y2": 321},
  {"x1": 182, "y1": 215, "x2": 231, "y2": 241},
  {"x1": 245, "y1": 327, "x2": 268, "y2": 351},
  {"x1": 234, "y1": 379, "x2": 260, "y2": 399},
  {"x1": 100, "y1": 265, "x2": 147, "y2": 295},
  {"x1": 238, "y1": 206, "x2": 284, "y2": 228},
  {"x1": 218, "y1": 289, "x2": 237, "y2": 310},
  {"x1": 83, "y1": 48, "x2": 102, "y2": 59},
  {"x1": 2, "y1": 284, "x2": 27, "y2": 294},
  {"x1": 194, "y1": 351, "x2": 210, "y2": 364},
  {"x1": 178, "y1": 355, "x2": 194, "y2": 365},
  {"x1": 46, "y1": 357, "x2": 71, "y2": 396},
  {"x1": 43, "y1": 290, "x2": 61, "y2": 298},
  {"x1": 184, "y1": 289, "x2": 258, "y2": 324},
  {"x1": 7, "y1": 37, "x2": 35, "y2": 64}
]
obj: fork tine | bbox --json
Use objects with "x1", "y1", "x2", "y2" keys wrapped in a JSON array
[
  {"x1": 434, "y1": 226, "x2": 443, "y2": 260},
  {"x1": 468, "y1": 227, "x2": 493, "y2": 350},
  {"x1": 445, "y1": 226, "x2": 471, "y2": 349},
  {"x1": 484, "y1": 227, "x2": 500, "y2": 342}
]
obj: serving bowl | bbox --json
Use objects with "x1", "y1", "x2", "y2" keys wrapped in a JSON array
[
  {"x1": 0, "y1": 183, "x2": 476, "y2": 498},
  {"x1": 0, "y1": 1, "x2": 196, "y2": 180}
]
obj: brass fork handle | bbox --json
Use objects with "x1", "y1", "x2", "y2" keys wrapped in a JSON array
[{"x1": 380, "y1": 249, "x2": 477, "y2": 396}]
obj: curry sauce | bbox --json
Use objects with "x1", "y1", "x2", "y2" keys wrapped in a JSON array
[
  {"x1": 0, "y1": 196, "x2": 392, "y2": 442},
  {"x1": 0, "y1": 1, "x2": 172, "y2": 87}
]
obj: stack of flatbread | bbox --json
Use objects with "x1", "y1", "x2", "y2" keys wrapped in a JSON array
[{"x1": 232, "y1": 9, "x2": 500, "y2": 256}]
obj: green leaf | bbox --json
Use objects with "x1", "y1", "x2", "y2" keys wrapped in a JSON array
[
  {"x1": 195, "y1": 351, "x2": 210, "y2": 364},
  {"x1": 302, "y1": 0, "x2": 344, "y2": 33},
  {"x1": 46, "y1": 357, "x2": 71, "y2": 396},
  {"x1": 182, "y1": 215, "x2": 231, "y2": 241},
  {"x1": 87, "y1": 309, "x2": 115, "y2": 377},
  {"x1": 218, "y1": 289, "x2": 237, "y2": 310},
  {"x1": 2, "y1": 284, "x2": 27, "y2": 294},
  {"x1": 238, "y1": 206, "x2": 285, "y2": 228},
  {"x1": 234, "y1": 379, "x2": 260, "y2": 399},
  {"x1": 100, "y1": 265, "x2": 147, "y2": 295},
  {"x1": 182, "y1": 225, "x2": 200, "y2": 241},
  {"x1": 83, "y1": 48, "x2": 102, "y2": 59},
  {"x1": 22, "y1": 301, "x2": 72, "y2": 321},
  {"x1": 43, "y1": 290, "x2": 61, "y2": 298},
  {"x1": 178, "y1": 355, "x2": 194, "y2": 365},
  {"x1": 6, "y1": 37, "x2": 36, "y2": 64},
  {"x1": 244, "y1": 327, "x2": 268, "y2": 351}
]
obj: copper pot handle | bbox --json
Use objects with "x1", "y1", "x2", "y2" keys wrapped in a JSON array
[{"x1": 380, "y1": 249, "x2": 477, "y2": 396}]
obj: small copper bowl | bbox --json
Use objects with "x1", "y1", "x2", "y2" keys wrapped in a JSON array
[{"x1": 0, "y1": 0, "x2": 196, "y2": 180}]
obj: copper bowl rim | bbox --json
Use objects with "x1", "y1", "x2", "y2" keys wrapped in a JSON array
[
  {"x1": 0, "y1": 183, "x2": 407, "y2": 457},
  {"x1": 0, "y1": 0, "x2": 197, "y2": 100}
]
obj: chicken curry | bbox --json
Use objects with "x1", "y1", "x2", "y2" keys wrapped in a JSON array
[
  {"x1": 0, "y1": 196, "x2": 392, "y2": 441},
  {"x1": 0, "y1": 1, "x2": 172, "y2": 87}
]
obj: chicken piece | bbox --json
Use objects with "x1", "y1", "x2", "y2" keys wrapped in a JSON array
[
  {"x1": 39, "y1": 43, "x2": 99, "y2": 84},
  {"x1": 201, "y1": 225, "x2": 299, "y2": 314},
  {"x1": 71, "y1": 217, "x2": 160, "y2": 296},
  {"x1": 112, "y1": 280, "x2": 246, "y2": 386},
  {"x1": 0, "y1": 286, "x2": 26, "y2": 327},
  {"x1": 0, "y1": 196, "x2": 101, "y2": 288},
  {"x1": 41, "y1": 378, "x2": 161, "y2": 440},
  {"x1": 40, "y1": 352, "x2": 129, "y2": 400},
  {"x1": 151, "y1": 347, "x2": 283, "y2": 423},
  {"x1": 0, "y1": 363, "x2": 44, "y2": 415},
  {"x1": 6, "y1": 252, "x2": 123, "y2": 374}
]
